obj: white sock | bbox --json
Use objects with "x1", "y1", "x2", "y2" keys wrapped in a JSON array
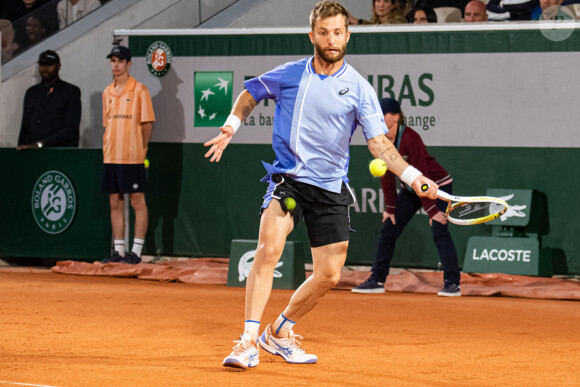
[
  {"x1": 113, "y1": 239, "x2": 125, "y2": 256},
  {"x1": 273, "y1": 313, "x2": 295, "y2": 338},
  {"x1": 244, "y1": 320, "x2": 260, "y2": 343},
  {"x1": 131, "y1": 238, "x2": 145, "y2": 257}
]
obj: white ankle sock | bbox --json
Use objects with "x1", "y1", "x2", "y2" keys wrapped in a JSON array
[
  {"x1": 113, "y1": 239, "x2": 125, "y2": 256},
  {"x1": 131, "y1": 238, "x2": 145, "y2": 257},
  {"x1": 244, "y1": 320, "x2": 260, "y2": 343},
  {"x1": 273, "y1": 313, "x2": 295, "y2": 338}
]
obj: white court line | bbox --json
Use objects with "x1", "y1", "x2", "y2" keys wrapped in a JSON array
[{"x1": 0, "y1": 381, "x2": 61, "y2": 387}]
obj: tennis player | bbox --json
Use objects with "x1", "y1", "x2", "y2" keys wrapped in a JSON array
[{"x1": 204, "y1": 1, "x2": 438, "y2": 369}]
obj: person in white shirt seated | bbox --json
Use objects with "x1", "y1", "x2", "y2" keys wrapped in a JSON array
[{"x1": 57, "y1": 0, "x2": 100, "y2": 29}]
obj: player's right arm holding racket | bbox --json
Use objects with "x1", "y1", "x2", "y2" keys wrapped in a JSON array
[
  {"x1": 204, "y1": 90, "x2": 257, "y2": 162},
  {"x1": 367, "y1": 134, "x2": 438, "y2": 201},
  {"x1": 398, "y1": 128, "x2": 449, "y2": 225}
]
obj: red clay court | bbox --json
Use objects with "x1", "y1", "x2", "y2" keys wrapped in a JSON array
[{"x1": 1, "y1": 260, "x2": 579, "y2": 386}]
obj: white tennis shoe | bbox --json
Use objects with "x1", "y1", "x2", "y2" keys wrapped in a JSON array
[
  {"x1": 222, "y1": 333, "x2": 260, "y2": 369},
  {"x1": 258, "y1": 324, "x2": 317, "y2": 364}
]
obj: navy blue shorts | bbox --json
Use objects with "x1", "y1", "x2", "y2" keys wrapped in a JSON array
[
  {"x1": 101, "y1": 164, "x2": 147, "y2": 194},
  {"x1": 262, "y1": 174, "x2": 354, "y2": 248}
]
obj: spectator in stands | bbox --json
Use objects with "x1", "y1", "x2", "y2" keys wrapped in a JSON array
[
  {"x1": 13, "y1": 10, "x2": 58, "y2": 54},
  {"x1": 407, "y1": 6, "x2": 438, "y2": 22},
  {"x1": 0, "y1": 19, "x2": 19, "y2": 63},
  {"x1": 57, "y1": 0, "x2": 100, "y2": 29},
  {"x1": 3, "y1": 0, "x2": 58, "y2": 47},
  {"x1": 17, "y1": 50, "x2": 81, "y2": 149},
  {"x1": 530, "y1": 0, "x2": 573, "y2": 19},
  {"x1": 352, "y1": 98, "x2": 461, "y2": 297},
  {"x1": 25, "y1": 13, "x2": 47, "y2": 43},
  {"x1": 1, "y1": 0, "x2": 49, "y2": 22},
  {"x1": 348, "y1": 0, "x2": 408, "y2": 25},
  {"x1": 486, "y1": 0, "x2": 539, "y2": 20},
  {"x1": 96, "y1": 46, "x2": 155, "y2": 265},
  {"x1": 464, "y1": 0, "x2": 489, "y2": 21}
]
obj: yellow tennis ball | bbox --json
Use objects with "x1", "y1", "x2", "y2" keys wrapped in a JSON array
[
  {"x1": 369, "y1": 159, "x2": 387, "y2": 177},
  {"x1": 284, "y1": 197, "x2": 296, "y2": 211},
  {"x1": 144, "y1": 158, "x2": 150, "y2": 168}
]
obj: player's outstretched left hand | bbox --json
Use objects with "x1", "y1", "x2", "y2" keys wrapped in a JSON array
[
  {"x1": 413, "y1": 176, "x2": 438, "y2": 200},
  {"x1": 204, "y1": 125, "x2": 234, "y2": 162}
]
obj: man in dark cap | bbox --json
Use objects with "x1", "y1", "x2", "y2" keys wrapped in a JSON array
[
  {"x1": 352, "y1": 98, "x2": 462, "y2": 297},
  {"x1": 17, "y1": 49, "x2": 81, "y2": 149}
]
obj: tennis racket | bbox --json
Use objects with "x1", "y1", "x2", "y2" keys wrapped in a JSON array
[{"x1": 421, "y1": 184, "x2": 508, "y2": 225}]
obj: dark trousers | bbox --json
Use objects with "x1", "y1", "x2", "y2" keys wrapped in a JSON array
[{"x1": 370, "y1": 183, "x2": 460, "y2": 285}]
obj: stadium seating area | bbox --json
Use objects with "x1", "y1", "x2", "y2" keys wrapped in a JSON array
[
  {"x1": 4, "y1": 0, "x2": 580, "y2": 67},
  {"x1": 1, "y1": 0, "x2": 110, "y2": 64}
]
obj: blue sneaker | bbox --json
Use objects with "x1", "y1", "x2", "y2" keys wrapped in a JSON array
[
  {"x1": 437, "y1": 281, "x2": 461, "y2": 297},
  {"x1": 223, "y1": 333, "x2": 260, "y2": 369},
  {"x1": 351, "y1": 277, "x2": 385, "y2": 294},
  {"x1": 258, "y1": 324, "x2": 317, "y2": 364}
]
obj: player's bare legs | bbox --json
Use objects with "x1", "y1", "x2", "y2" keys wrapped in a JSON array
[
  {"x1": 245, "y1": 200, "x2": 294, "y2": 328},
  {"x1": 223, "y1": 199, "x2": 293, "y2": 369},
  {"x1": 130, "y1": 192, "x2": 148, "y2": 239},
  {"x1": 257, "y1": 241, "x2": 347, "y2": 365},
  {"x1": 109, "y1": 193, "x2": 125, "y2": 239},
  {"x1": 281, "y1": 241, "x2": 348, "y2": 321}
]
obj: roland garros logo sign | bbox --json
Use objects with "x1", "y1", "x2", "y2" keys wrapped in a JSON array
[
  {"x1": 146, "y1": 41, "x2": 172, "y2": 77},
  {"x1": 31, "y1": 171, "x2": 76, "y2": 234}
]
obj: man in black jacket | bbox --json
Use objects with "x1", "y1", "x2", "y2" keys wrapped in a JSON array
[{"x1": 17, "y1": 50, "x2": 81, "y2": 149}]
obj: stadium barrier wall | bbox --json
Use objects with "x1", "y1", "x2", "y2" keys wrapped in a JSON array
[{"x1": 1, "y1": 144, "x2": 576, "y2": 273}]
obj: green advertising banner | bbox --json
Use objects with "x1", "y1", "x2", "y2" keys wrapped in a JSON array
[
  {"x1": 193, "y1": 71, "x2": 233, "y2": 127},
  {"x1": 0, "y1": 149, "x2": 110, "y2": 260},
  {"x1": 464, "y1": 237, "x2": 552, "y2": 277},
  {"x1": 227, "y1": 240, "x2": 305, "y2": 290}
]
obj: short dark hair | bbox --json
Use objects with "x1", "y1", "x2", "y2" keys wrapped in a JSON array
[{"x1": 310, "y1": 1, "x2": 349, "y2": 31}]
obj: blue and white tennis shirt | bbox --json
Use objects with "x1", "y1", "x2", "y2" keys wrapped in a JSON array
[{"x1": 244, "y1": 57, "x2": 388, "y2": 193}]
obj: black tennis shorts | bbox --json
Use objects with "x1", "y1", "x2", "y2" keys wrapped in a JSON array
[
  {"x1": 101, "y1": 164, "x2": 147, "y2": 194},
  {"x1": 262, "y1": 174, "x2": 354, "y2": 248}
]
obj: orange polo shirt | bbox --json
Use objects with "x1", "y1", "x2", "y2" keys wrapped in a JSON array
[{"x1": 102, "y1": 76, "x2": 155, "y2": 164}]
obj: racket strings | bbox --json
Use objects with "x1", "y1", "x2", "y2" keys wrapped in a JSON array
[
  {"x1": 449, "y1": 201, "x2": 507, "y2": 222},
  {"x1": 489, "y1": 202, "x2": 507, "y2": 216}
]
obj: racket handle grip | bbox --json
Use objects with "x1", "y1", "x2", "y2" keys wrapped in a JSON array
[{"x1": 421, "y1": 183, "x2": 429, "y2": 192}]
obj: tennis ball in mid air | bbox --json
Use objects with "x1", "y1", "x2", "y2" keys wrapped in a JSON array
[
  {"x1": 284, "y1": 197, "x2": 296, "y2": 211},
  {"x1": 369, "y1": 159, "x2": 387, "y2": 177},
  {"x1": 144, "y1": 159, "x2": 150, "y2": 168}
]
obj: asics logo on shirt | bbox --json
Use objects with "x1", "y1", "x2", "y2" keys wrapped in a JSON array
[{"x1": 338, "y1": 88, "x2": 349, "y2": 95}]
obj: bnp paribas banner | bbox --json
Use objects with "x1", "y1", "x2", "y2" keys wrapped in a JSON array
[{"x1": 125, "y1": 27, "x2": 580, "y2": 148}]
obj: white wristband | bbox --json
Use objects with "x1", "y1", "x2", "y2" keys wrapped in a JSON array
[
  {"x1": 400, "y1": 166, "x2": 422, "y2": 187},
  {"x1": 224, "y1": 114, "x2": 241, "y2": 134}
]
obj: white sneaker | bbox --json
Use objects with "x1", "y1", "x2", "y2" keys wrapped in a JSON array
[
  {"x1": 222, "y1": 333, "x2": 260, "y2": 369},
  {"x1": 258, "y1": 324, "x2": 317, "y2": 364}
]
